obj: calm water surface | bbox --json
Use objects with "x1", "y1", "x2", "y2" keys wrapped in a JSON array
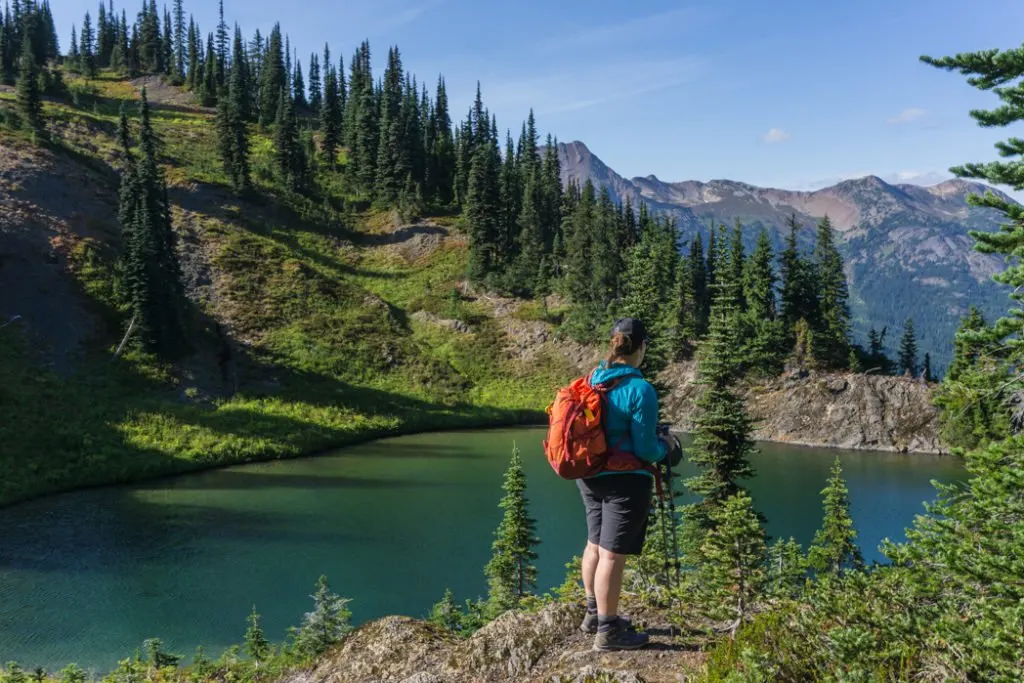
[{"x1": 0, "y1": 428, "x2": 967, "y2": 672}]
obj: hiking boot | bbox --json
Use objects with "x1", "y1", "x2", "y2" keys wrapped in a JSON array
[
  {"x1": 580, "y1": 613, "x2": 632, "y2": 634},
  {"x1": 593, "y1": 619, "x2": 649, "y2": 651}
]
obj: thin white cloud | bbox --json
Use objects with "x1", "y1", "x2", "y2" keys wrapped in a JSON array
[
  {"x1": 762, "y1": 128, "x2": 791, "y2": 144},
  {"x1": 887, "y1": 107, "x2": 927, "y2": 124},
  {"x1": 370, "y1": 0, "x2": 445, "y2": 32},
  {"x1": 485, "y1": 57, "x2": 706, "y2": 117},
  {"x1": 534, "y1": 6, "x2": 715, "y2": 53}
]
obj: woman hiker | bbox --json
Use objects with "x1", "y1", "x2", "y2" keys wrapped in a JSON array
[{"x1": 577, "y1": 317, "x2": 679, "y2": 651}]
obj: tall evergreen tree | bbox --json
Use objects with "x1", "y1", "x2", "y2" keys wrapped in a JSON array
[
  {"x1": 430, "y1": 75, "x2": 455, "y2": 206},
  {"x1": 780, "y1": 214, "x2": 816, "y2": 338},
  {"x1": 79, "y1": 10, "x2": 95, "y2": 77},
  {"x1": 172, "y1": 0, "x2": 184, "y2": 80},
  {"x1": 698, "y1": 491, "x2": 767, "y2": 631},
  {"x1": 15, "y1": 31, "x2": 43, "y2": 138},
  {"x1": 899, "y1": 317, "x2": 919, "y2": 376},
  {"x1": 807, "y1": 458, "x2": 864, "y2": 575},
  {"x1": 307, "y1": 52, "x2": 321, "y2": 114},
  {"x1": 216, "y1": 32, "x2": 250, "y2": 192},
  {"x1": 812, "y1": 215, "x2": 851, "y2": 369},
  {"x1": 742, "y1": 229, "x2": 786, "y2": 375},
  {"x1": 186, "y1": 17, "x2": 198, "y2": 90},
  {"x1": 273, "y1": 88, "x2": 304, "y2": 191},
  {"x1": 319, "y1": 56, "x2": 341, "y2": 167},
  {"x1": 727, "y1": 219, "x2": 746, "y2": 310},
  {"x1": 214, "y1": 0, "x2": 227, "y2": 84},
  {"x1": 257, "y1": 24, "x2": 284, "y2": 127},
  {"x1": 200, "y1": 32, "x2": 216, "y2": 106},
  {"x1": 292, "y1": 57, "x2": 306, "y2": 109},
  {"x1": 465, "y1": 113, "x2": 502, "y2": 281},
  {"x1": 349, "y1": 41, "x2": 378, "y2": 194},
  {"x1": 683, "y1": 280, "x2": 759, "y2": 549},
  {"x1": 691, "y1": 232, "x2": 709, "y2": 335},
  {"x1": 117, "y1": 88, "x2": 188, "y2": 357},
  {"x1": 68, "y1": 24, "x2": 79, "y2": 69},
  {"x1": 484, "y1": 444, "x2": 540, "y2": 615},
  {"x1": 923, "y1": 353, "x2": 933, "y2": 383},
  {"x1": 375, "y1": 46, "x2": 406, "y2": 204}
]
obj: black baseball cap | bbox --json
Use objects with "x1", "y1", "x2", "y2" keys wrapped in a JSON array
[{"x1": 610, "y1": 318, "x2": 648, "y2": 351}]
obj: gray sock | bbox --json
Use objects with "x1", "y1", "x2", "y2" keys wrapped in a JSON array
[
  {"x1": 597, "y1": 614, "x2": 618, "y2": 633},
  {"x1": 586, "y1": 596, "x2": 598, "y2": 614}
]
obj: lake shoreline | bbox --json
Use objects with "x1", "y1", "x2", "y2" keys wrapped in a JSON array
[{"x1": 0, "y1": 409, "x2": 951, "y2": 513}]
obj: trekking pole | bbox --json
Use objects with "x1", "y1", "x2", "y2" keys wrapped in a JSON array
[{"x1": 664, "y1": 458, "x2": 682, "y2": 588}]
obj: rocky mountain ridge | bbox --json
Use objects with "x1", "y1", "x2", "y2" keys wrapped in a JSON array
[{"x1": 557, "y1": 140, "x2": 1016, "y2": 373}]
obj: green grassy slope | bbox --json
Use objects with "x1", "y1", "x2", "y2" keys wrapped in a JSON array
[{"x1": 0, "y1": 72, "x2": 576, "y2": 508}]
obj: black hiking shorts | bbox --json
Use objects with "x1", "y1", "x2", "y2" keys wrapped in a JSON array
[{"x1": 577, "y1": 474, "x2": 653, "y2": 556}]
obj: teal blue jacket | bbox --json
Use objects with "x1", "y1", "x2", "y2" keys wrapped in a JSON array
[{"x1": 588, "y1": 362, "x2": 667, "y2": 478}]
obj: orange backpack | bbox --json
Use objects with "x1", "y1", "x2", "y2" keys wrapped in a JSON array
[{"x1": 543, "y1": 374, "x2": 622, "y2": 480}]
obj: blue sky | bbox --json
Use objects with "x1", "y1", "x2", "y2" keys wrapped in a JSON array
[{"x1": 49, "y1": 0, "x2": 1024, "y2": 192}]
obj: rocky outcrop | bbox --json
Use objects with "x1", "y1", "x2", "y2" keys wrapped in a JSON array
[
  {"x1": 659, "y1": 362, "x2": 945, "y2": 454},
  {"x1": 284, "y1": 603, "x2": 702, "y2": 683}
]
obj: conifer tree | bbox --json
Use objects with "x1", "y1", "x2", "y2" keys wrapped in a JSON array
[
  {"x1": 258, "y1": 24, "x2": 284, "y2": 127},
  {"x1": 812, "y1": 215, "x2": 851, "y2": 369},
  {"x1": 79, "y1": 10, "x2": 95, "y2": 78},
  {"x1": 186, "y1": 17, "x2": 199, "y2": 90},
  {"x1": 243, "y1": 606, "x2": 271, "y2": 667},
  {"x1": 350, "y1": 41, "x2": 378, "y2": 194},
  {"x1": 510, "y1": 167, "x2": 544, "y2": 295},
  {"x1": 292, "y1": 58, "x2": 305, "y2": 109},
  {"x1": 68, "y1": 25, "x2": 79, "y2": 70},
  {"x1": 690, "y1": 232, "x2": 709, "y2": 335},
  {"x1": 899, "y1": 317, "x2": 918, "y2": 376},
  {"x1": 161, "y1": 8, "x2": 173, "y2": 76},
  {"x1": 698, "y1": 491, "x2": 767, "y2": 631},
  {"x1": 742, "y1": 229, "x2": 786, "y2": 374},
  {"x1": 428, "y1": 589, "x2": 463, "y2": 635},
  {"x1": 319, "y1": 57, "x2": 341, "y2": 167},
  {"x1": 117, "y1": 88, "x2": 188, "y2": 357},
  {"x1": 230, "y1": 26, "x2": 251, "y2": 121},
  {"x1": 307, "y1": 53, "x2": 321, "y2": 114},
  {"x1": 375, "y1": 46, "x2": 406, "y2": 204},
  {"x1": 922, "y1": 47, "x2": 1024, "y2": 367},
  {"x1": 216, "y1": 36, "x2": 249, "y2": 192},
  {"x1": 671, "y1": 251, "x2": 698, "y2": 358},
  {"x1": 923, "y1": 352, "x2": 933, "y2": 382},
  {"x1": 172, "y1": 0, "x2": 184, "y2": 81},
  {"x1": 727, "y1": 219, "x2": 746, "y2": 310},
  {"x1": 288, "y1": 576, "x2": 353, "y2": 659},
  {"x1": 484, "y1": 444, "x2": 540, "y2": 615},
  {"x1": 766, "y1": 537, "x2": 807, "y2": 599},
  {"x1": 273, "y1": 88, "x2": 304, "y2": 191},
  {"x1": 15, "y1": 33, "x2": 43, "y2": 139},
  {"x1": 96, "y1": 3, "x2": 109, "y2": 65},
  {"x1": 807, "y1": 458, "x2": 864, "y2": 575},
  {"x1": 465, "y1": 114, "x2": 502, "y2": 282},
  {"x1": 744, "y1": 229, "x2": 777, "y2": 322},
  {"x1": 683, "y1": 281, "x2": 760, "y2": 554},
  {"x1": 430, "y1": 76, "x2": 455, "y2": 206},
  {"x1": 214, "y1": 0, "x2": 227, "y2": 84},
  {"x1": 201, "y1": 33, "x2": 217, "y2": 106},
  {"x1": 780, "y1": 214, "x2": 812, "y2": 332}
]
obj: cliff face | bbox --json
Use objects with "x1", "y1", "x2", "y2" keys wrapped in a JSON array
[{"x1": 658, "y1": 362, "x2": 945, "y2": 454}]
